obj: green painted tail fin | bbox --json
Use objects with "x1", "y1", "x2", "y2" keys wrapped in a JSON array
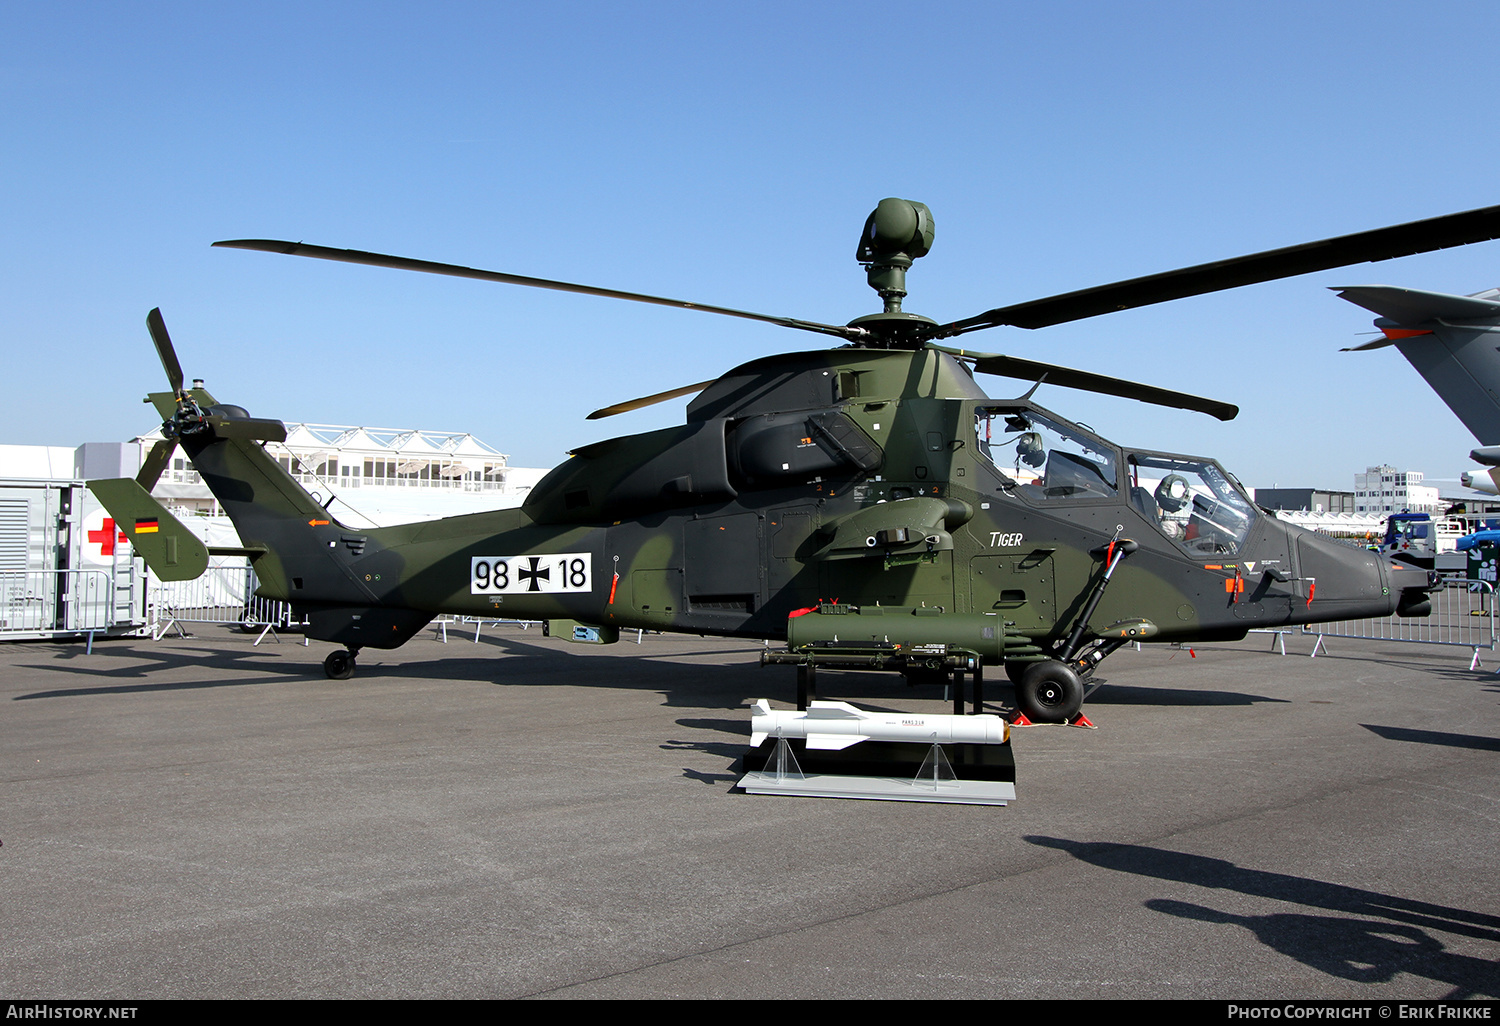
[{"x1": 87, "y1": 478, "x2": 210, "y2": 581}]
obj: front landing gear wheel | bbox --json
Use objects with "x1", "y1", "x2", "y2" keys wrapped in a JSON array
[
  {"x1": 1016, "y1": 660, "x2": 1083, "y2": 724},
  {"x1": 324, "y1": 649, "x2": 356, "y2": 680}
]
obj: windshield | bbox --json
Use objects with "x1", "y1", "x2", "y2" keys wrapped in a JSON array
[
  {"x1": 1128, "y1": 453, "x2": 1256, "y2": 556},
  {"x1": 1384, "y1": 518, "x2": 1429, "y2": 545},
  {"x1": 976, "y1": 408, "x2": 1117, "y2": 502}
]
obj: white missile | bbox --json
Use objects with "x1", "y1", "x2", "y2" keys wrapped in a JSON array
[{"x1": 750, "y1": 699, "x2": 1009, "y2": 750}]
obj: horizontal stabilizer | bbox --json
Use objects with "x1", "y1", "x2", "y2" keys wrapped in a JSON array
[
  {"x1": 1337, "y1": 285, "x2": 1500, "y2": 442},
  {"x1": 1460, "y1": 469, "x2": 1500, "y2": 495},
  {"x1": 1332, "y1": 285, "x2": 1500, "y2": 326},
  {"x1": 204, "y1": 413, "x2": 288, "y2": 442},
  {"x1": 1340, "y1": 336, "x2": 1401, "y2": 353},
  {"x1": 86, "y1": 479, "x2": 209, "y2": 581}
]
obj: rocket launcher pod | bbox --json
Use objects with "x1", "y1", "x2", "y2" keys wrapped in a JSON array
[
  {"x1": 750, "y1": 698, "x2": 1009, "y2": 751},
  {"x1": 787, "y1": 607, "x2": 1007, "y2": 661}
]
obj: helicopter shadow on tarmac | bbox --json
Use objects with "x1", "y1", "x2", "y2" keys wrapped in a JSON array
[
  {"x1": 9, "y1": 627, "x2": 1301, "y2": 715},
  {"x1": 1081, "y1": 682, "x2": 1292, "y2": 709},
  {"x1": 10, "y1": 638, "x2": 318, "y2": 700},
  {"x1": 347, "y1": 627, "x2": 1029, "y2": 715},
  {"x1": 1360, "y1": 723, "x2": 1500, "y2": 753},
  {"x1": 374, "y1": 629, "x2": 778, "y2": 705},
  {"x1": 660, "y1": 732, "x2": 747, "y2": 787},
  {"x1": 1028, "y1": 836, "x2": 1500, "y2": 998}
]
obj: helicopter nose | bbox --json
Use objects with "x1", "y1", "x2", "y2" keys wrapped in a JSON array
[
  {"x1": 1292, "y1": 531, "x2": 1417, "y2": 621},
  {"x1": 1389, "y1": 563, "x2": 1441, "y2": 617}
]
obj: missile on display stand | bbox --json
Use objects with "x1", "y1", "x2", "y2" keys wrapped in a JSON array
[{"x1": 750, "y1": 698, "x2": 1008, "y2": 751}]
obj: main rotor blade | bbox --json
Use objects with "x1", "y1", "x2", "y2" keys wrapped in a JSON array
[
  {"x1": 213, "y1": 239, "x2": 867, "y2": 342},
  {"x1": 587, "y1": 380, "x2": 716, "y2": 420},
  {"x1": 934, "y1": 344, "x2": 1238, "y2": 420},
  {"x1": 146, "y1": 308, "x2": 184, "y2": 394},
  {"x1": 136, "y1": 438, "x2": 177, "y2": 490},
  {"x1": 938, "y1": 202, "x2": 1500, "y2": 336}
]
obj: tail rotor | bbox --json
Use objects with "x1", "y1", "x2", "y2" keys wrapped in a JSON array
[{"x1": 136, "y1": 308, "x2": 285, "y2": 491}]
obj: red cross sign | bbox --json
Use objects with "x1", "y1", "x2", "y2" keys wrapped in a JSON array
[{"x1": 88, "y1": 518, "x2": 128, "y2": 557}]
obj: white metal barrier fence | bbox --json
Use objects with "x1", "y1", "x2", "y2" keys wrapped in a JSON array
[
  {"x1": 0, "y1": 568, "x2": 113, "y2": 634},
  {"x1": 150, "y1": 558, "x2": 304, "y2": 642},
  {"x1": 430, "y1": 616, "x2": 643, "y2": 644},
  {"x1": 1299, "y1": 578, "x2": 1498, "y2": 669}
]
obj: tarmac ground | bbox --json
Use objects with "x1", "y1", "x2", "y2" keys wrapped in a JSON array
[{"x1": 2, "y1": 621, "x2": 1497, "y2": 999}]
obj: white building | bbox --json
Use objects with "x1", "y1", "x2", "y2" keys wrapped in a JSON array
[
  {"x1": 1353, "y1": 465, "x2": 1440, "y2": 515},
  {"x1": 1268, "y1": 508, "x2": 1385, "y2": 541},
  {"x1": 142, "y1": 423, "x2": 550, "y2": 526}
]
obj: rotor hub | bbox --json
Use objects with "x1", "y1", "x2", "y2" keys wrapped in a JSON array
[{"x1": 846, "y1": 311, "x2": 940, "y2": 348}]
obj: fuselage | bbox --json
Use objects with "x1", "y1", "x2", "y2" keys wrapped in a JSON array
[{"x1": 197, "y1": 347, "x2": 1420, "y2": 652}]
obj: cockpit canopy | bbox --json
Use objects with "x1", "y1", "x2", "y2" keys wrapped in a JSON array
[
  {"x1": 974, "y1": 405, "x2": 1257, "y2": 556},
  {"x1": 1126, "y1": 453, "x2": 1256, "y2": 557},
  {"x1": 975, "y1": 408, "x2": 1117, "y2": 502}
]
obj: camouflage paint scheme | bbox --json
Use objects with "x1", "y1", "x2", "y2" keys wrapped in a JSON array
[
  {"x1": 103, "y1": 193, "x2": 1500, "y2": 713},
  {"x1": 126, "y1": 344, "x2": 1428, "y2": 664}
]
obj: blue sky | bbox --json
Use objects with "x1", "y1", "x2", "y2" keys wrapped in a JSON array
[{"x1": 5, "y1": 1, "x2": 1500, "y2": 490}]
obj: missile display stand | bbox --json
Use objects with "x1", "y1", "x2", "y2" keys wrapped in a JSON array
[{"x1": 737, "y1": 700, "x2": 1016, "y2": 805}]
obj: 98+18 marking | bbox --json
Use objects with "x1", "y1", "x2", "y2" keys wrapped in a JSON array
[{"x1": 471, "y1": 553, "x2": 592, "y2": 595}]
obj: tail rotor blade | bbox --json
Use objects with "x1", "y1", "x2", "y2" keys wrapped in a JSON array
[
  {"x1": 146, "y1": 308, "x2": 185, "y2": 395},
  {"x1": 136, "y1": 438, "x2": 177, "y2": 490}
]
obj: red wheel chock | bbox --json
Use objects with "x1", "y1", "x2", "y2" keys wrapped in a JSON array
[{"x1": 1007, "y1": 710, "x2": 1097, "y2": 728}]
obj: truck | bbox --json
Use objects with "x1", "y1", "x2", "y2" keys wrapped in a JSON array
[{"x1": 1381, "y1": 512, "x2": 1467, "y2": 572}]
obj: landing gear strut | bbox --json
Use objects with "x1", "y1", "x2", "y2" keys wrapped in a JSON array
[
  {"x1": 324, "y1": 647, "x2": 359, "y2": 680},
  {"x1": 1009, "y1": 536, "x2": 1142, "y2": 724}
]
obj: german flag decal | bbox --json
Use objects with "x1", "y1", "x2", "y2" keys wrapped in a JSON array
[{"x1": 134, "y1": 518, "x2": 160, "y2": 534}]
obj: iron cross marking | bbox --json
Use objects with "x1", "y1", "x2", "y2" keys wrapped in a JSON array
[{"x1": 517, "y1": 556, "x2": 550, "y2": 592}]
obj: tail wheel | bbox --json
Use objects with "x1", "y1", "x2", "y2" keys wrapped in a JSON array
[
  {"x1": 1016, "y1": 660, "x2": 1083, "y2": 723},
  {"x1": 324, "y1": 650, "x2": 356, "y2": 680}
]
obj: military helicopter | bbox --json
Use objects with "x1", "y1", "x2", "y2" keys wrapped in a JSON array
[{"x1": 90, "y1": 199, "x2": 1500, "y2": 723}]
